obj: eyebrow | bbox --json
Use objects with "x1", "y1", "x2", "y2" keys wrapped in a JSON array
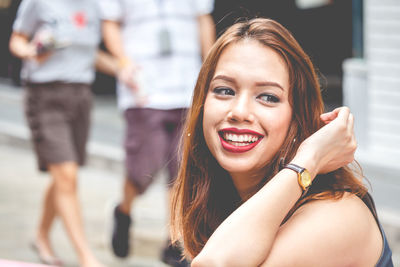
[{"x1": 212, "y1": 75, "x2": 284, "y2": 91}]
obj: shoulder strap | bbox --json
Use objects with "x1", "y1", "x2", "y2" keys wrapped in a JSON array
[{"x1": 361, "y1": 192, "x2": 379, "y2": 223}]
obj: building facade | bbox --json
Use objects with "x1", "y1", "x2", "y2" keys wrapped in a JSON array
[{"x1": 344, "y1": 0, "x2": 400, "y2": 169}]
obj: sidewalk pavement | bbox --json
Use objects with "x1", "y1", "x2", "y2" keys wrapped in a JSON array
[
  {"x1": 0, "y1": 80, "x2": 170, "y2": 267},
  {"x1": 0, "y1": 79, "x2": 399, "y2": 265}
]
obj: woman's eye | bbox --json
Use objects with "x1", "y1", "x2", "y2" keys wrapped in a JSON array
[
  {"x1": 212, "y1": 87, "x2": 235, "y2": 96},
  {"x1": 258, "y1": 94, "x2": 280, "y2": 103}
]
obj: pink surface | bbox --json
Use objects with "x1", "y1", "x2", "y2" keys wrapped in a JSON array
[{"x1": 0, "y1": 259, "x2": 54, "y2": 267}]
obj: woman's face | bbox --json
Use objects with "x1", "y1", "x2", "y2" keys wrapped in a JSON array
[{"x1": 203, "y1": 40, "x2": 292, "y2": 188}]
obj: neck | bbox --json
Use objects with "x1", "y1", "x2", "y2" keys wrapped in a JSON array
[{"x1": 230, "y1": 172, "x2": 265, "y2": 201}]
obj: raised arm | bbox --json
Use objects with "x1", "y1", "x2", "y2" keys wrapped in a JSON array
[
  {"x1": 192, "y1": 107, "x2": 358, "y2": 266},
  {"x1": 102, "y1": 20, "x2": 138, "y2": 91}
]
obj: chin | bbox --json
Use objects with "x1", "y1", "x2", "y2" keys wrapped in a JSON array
[{"x1": 217, "y1": 160, "x2": 256, "y2": 176}]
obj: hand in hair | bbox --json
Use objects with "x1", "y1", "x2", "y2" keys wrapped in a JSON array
[
  {"x1": 320, "y1": 107, "x2": 345, "y2": 124},
  {"x1": 293, "y1": 106, "x2": 356, "y2": 175}
]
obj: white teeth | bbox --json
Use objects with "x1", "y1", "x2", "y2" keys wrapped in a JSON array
[{"x1": 223, "y1": 132, "x2": 260, "y2": 143}]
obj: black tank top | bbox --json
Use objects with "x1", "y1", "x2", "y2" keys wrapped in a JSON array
[{"x1": 362, "y1": 193, "x2": 393, "y2": 267}]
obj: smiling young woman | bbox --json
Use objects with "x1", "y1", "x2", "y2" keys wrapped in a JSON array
[
  {"x1": 202, "y1": 41, "x2": 292, "y2": 196},
  {"x1": 170, "y1": 18, "x2": 393, "y2": 266}
]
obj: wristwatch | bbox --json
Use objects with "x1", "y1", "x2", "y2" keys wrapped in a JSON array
[{"x1": 284, "y1": 163, "x2": 312, "y2": 194}]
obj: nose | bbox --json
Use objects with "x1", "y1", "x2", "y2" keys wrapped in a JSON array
[{"x1": 227, "y1": 93, "x2": 254, "y2": 123}]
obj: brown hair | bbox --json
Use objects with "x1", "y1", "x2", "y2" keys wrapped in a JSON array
[{"x1": 170, "y1": 18, "x2": 366, "y2": 258}]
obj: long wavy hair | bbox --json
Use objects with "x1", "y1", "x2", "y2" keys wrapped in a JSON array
[{"x1": 170, "y1": 18, "x2": 367, "y2": 258}]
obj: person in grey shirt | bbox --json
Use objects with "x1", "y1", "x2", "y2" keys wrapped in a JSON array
[{"x1": 9, "y1": 0, "x2": 109, "y2": 266}]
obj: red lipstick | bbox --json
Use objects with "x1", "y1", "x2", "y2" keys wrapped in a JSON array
[{"x1": 219, "y1": 128, "x2": 263, "y2": 153}]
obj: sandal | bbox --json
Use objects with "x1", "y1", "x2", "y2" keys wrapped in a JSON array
[{"x1": 30, "y1": 240, "x2": 63, "y2": 266}]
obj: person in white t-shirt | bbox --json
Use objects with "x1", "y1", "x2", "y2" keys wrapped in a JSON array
[{"x1": 99, "y1": 0, "x2": 215, "y2": 265}]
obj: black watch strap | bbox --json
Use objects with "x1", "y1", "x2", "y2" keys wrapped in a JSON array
[{"x1": 284, "y1": 163, "x2": 305, "y2": 174}]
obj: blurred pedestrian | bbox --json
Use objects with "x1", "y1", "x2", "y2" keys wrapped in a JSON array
[
  {"x1": 9, "y1": 0, "x2": 108, "y2": 266},
  {"x1": 99, "y1": 0, "x2": 215, "y2": 265}
]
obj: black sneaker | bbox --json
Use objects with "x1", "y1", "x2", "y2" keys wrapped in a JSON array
[
  {"x1": 161, "y1": 240, "x2": 190, "y2": 267},
  {"x1": 111, "y1": 205, "x2": 132, "y2": 258}
]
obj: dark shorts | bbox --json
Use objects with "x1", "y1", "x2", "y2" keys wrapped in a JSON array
[
  {"x1": 124, "y1": 108, "x2": 187, "y2": 194},
  {"x1": 24, "y1": 82, "x2": 92, "y2": 171}
]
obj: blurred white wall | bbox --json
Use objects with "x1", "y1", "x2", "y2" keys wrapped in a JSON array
[
  {"x1": 343, "y1": 0, "x2": 400, "y2": 169},
  {"x1": 296, "y1": 0, "x2": 331, "y2": 9}
]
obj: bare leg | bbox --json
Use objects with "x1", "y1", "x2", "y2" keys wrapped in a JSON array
[
  {"x1": 34, "y1": 180, "x2": 59, "y2": 261},
  {"x1": 49, "y1": 162, "x2": 104, "y2": 267},
  {"x1": 118, "y1": 178, "x2": 139, "y2": 214}
]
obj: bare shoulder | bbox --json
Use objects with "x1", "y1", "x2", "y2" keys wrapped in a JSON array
[{"x1": 262, "y1": 193, "x2": 383, "y2": 267}]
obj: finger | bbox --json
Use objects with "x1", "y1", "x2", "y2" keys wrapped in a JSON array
[
  {"x1": 348, "y1": 113, "x2": 357, "y2": 149},
  {"x1": 336, "y1": 106, "x2": 351, "y2": 123},
  {"x1": 320, "y1": 111, "x2": 336, "y2": 124},
  {"x1": 128, "y1": 81, "x2": 139, "y2": 92},
  {"x1": 320, "y1": 118, "x2": 333, "y2": 125},
  {"x1": 348, "y1": 113, "x2": 354, "y2": 132},
  {"x1": 129, "y1": 85, "x2": 139, "y2": 94},
  {"x1": 330, "y1": 107, "x2": 343, "y2": 116},
  {"x1": 321, "y1": 107, "x2": 344, "y2": 124},
  {"x1": 320, "y1": 106, "x2": 345, "y2": 122}
]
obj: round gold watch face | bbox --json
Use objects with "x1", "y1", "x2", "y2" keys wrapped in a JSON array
[{"x1": 301, "y1": 169, "x2": 312, "y2": 188}]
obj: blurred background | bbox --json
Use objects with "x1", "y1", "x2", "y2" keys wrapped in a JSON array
[{"x1": 0, "y1": 0, "x2": 399, "y2": 266}]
